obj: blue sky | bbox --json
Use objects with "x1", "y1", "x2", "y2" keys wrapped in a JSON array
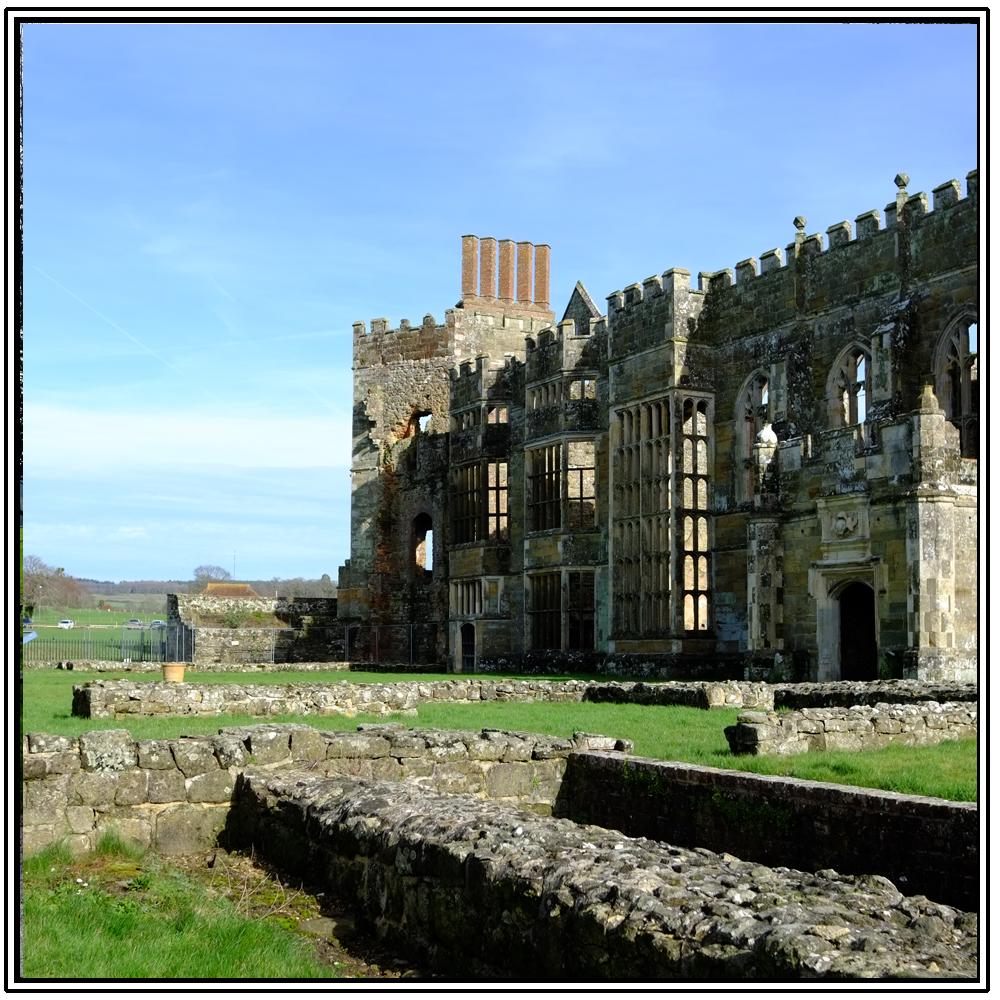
[{"x1": 20, "y1": 20, "x2": 980, "y2": 583}]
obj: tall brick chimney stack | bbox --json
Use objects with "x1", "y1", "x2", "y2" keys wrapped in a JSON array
[
  {"x1": 480, "y1": 237, "x2": 497, "y2": 300},
  {"x1": 516, "y1": 242, "x2": 533, "y2": 303},
  {"x1": 533, "y1": 244, "x2": 550, "y2": 309},
  {"x1": 498, "y1": 240, "x2": 516, "y2": 302},
  {"x1": 461, "y1": 235, "x2": 479, "y2": 300}
]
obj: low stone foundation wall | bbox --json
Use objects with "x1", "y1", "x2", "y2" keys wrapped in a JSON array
[
  {"x1": 21, "y1": 723, "x2": 630, "y2": 855},
  {"x1": 559, "y1": 753, "x2": 978, "y2": 911},
  {"x1": 226, "y1": 768, "x2": 978, "y2": 980},
  {"x1": 73, "y1": 678, "x2": 788, "y2": 719},
  {"x1": 72, "y1": 678, "x2": 590, "y2": 719},
  {"x1": 70, "y1": 676, "x2": 977, "y2": 722},
  {"x1": 771, "y1": 681, "x2": 978, "y2": 710},
  {"x1": 71, "y1": 678, "x2": 775, "y2": 720},
  {"x1": 724, "y1": 703, "x2": 978, "y2": 756}
]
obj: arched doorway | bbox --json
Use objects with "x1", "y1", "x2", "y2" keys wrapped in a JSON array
[
  {"x1": 460, "y1": 623, "x2": 476, "y2": 672},
  {"x1": 839, "y1": 582, "x2": 877, "y2": 680}
]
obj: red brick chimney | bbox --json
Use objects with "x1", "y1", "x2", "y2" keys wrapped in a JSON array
[
  {"x1": 480, "y1": 237, "x2": 497, "y2": 300},
  {"x1": 461, "y1": 235, "x2": 479, "y2": 300},
  {"x1": 498, "y1": 240, "x2": 515, "y2": 302},
  {"x1": 533, "y1": 244, "x2": 550, "y2": 309},
  {"x1": 516, "y1": 242, "x2": 533, "y2": 303}
]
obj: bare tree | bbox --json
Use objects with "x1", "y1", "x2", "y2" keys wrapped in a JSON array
[
  {"x1": 192, "y1": 564, "x2": 232, "y2": 594},
  {"x1": 22, "y1": 555, "x2": 93, "y2": 612}
]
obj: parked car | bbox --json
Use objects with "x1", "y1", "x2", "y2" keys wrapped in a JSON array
[
  {"x1": 149, "y1": 620, "x2": 166, "y2": 630},
  {"x1": 22, "y1": 616, "x2": 32, "y2": 626},
  {"x1": 126, "y1": 619, "x2": 143, "y2": 629},
  {"x1": 57, "y1": 619, "x2": 74, "y2": 629}
]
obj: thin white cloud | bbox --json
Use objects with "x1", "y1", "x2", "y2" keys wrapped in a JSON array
[{"x1": 24, "y1": 405, "x2": 351, "y2": 472}]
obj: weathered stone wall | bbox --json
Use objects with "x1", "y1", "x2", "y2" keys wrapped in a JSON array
[
  {"x1": 559, "y1": 753, "x2": 977, "y2": 911},
  {"x1": 21, "y1": 723, "x2": 628, "y2": 856},
  {"x1": 724, "y1": 702, "x2": 978, "y2": 755},
  {"x1": 70, "y1": 676, "x2": 977, "y2": 721},
  {"x1": 71, "y1": 678, "x2": 780, "y2": 720},
  {"x1": 771, "y1": 679, "x2": 977, "y2": 709},
  {"x1": 226, "y1": 768, "x2": 978, "y2": 980},
  {"x1": 169, "y1": 594, "x2": 340, "y2": 626},
  {"x1": 167, "y1": 595, "x2": 345, "y2": 664}
]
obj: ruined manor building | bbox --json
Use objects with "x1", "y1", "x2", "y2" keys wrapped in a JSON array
[{"x1": 337, "y1": 173, "x2": 978, "y2": 683}]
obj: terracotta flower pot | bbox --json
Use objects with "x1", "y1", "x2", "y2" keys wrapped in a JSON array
[{"x1": 162, "y1": 662, "x2": 186, "y2": 683}]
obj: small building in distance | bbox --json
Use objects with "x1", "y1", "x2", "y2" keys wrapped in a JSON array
[
  {"x1": 200, "y1": 582, "x2": 262, "y2": 598},
  {"x1": 337, "y1": 172, "x2": 978, "y2": 682}
]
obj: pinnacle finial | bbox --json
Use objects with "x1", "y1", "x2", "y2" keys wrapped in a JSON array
[
  {"x1": 793, "y1": 216, "x2": 807, "y2": 232},
  {"x1": 894, "y1": 172, "x2": 910, "y2": 190}
]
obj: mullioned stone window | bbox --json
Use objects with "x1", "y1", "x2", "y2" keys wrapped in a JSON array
[
  {"x1": 529, "y1": 572, "x2": 561, "y2": 649},
  {"x1": 828, "y1": 345, "x2": 872, "y2": 428},
  {"x1": 681, "y1": 398, "x2": 713, "y2": 632},
  {"x1": 451, "y1": 461, "x2": 509, "y2": 543},
  {"x1": 613, "y1": 399, "x2": 672, "y2": 637},
  {"x1": 451, "y1": 578, "x2": 482, "y2": 616},
  {"x1": 935, "y1": 317, "x2": 978, "y2": 459},
  {"x1": 567, "y1": 571, "x2": 595, "y2": 650},
  {"x1": 451, "y1": 464, "x2": 481, "y2": 543},
  {"x1": 566, "y1": 441, "x2": 596, "y2": 529},
  {"x1": 528, "y1": 445, "x2": 561, "y2": 531},
  {"x1": 568, "y1": 378, "x2": 596, "y2": 400}
]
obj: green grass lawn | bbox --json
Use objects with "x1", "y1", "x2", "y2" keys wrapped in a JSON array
[
  {"x1": 22, "y1": 833, "x2": 333, "y2": 979},
  {"x1": 26, "y1": 607, "x2": 152, "y2": 628},
  {"x1": 19, "y1": 669, "x2": 977, "y2": 802}
]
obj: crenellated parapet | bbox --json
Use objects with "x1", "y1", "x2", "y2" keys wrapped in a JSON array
[{"x1": 607, "y1": 169, "x2": 978, "y2": 359}]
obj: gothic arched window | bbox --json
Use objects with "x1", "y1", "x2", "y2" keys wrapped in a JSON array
[
  {"x1": 828, "y1": 347, "x2": 871, "y2": 428},
  {"x1": 737, "y1": 372, "x2": 769, "y2": 503},
  {"x1": 936, "y1": 317, "x2": 978, "y2": 459}
]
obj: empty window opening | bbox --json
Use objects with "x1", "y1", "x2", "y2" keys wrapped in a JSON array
[
  {"x1": 418, "y1": 414, "x2": 432, "y2": 433},
  {"x1": 936, "y1": 318, "x2": 978, "y2": 459},
  {"x1": 528, "y1": 444, "x2": 561, "y2": 531},
  {"x1": 486, "y1": 405, "x2": 508, "y2": 424},
  {"x1": 452, "y1": 465, "x2": 482, "y2": 544},
  {"x1": 829, "y1": 348, "x2": 871, "y2": 428},
  {"x1": 569, "y1": 378, "x2": 596, "y2": 400},
  {"x1": 414, "y1": 514, "x2": 433, "y2": 576},
  {"x1": 487, "y1": 461, "x2": 508, "y2": 540},
  {"x1": 567, "y1": 441, "x2": 596, "y2": 529}
]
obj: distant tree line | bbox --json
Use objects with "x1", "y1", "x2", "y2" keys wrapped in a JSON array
[{"x1": 23, "y1": 558, "x2": 339, "y2": 611}]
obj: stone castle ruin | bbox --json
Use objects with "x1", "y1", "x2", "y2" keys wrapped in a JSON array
[{"x1": 337, "y1": 171, "x2": 978, "y2": 682}]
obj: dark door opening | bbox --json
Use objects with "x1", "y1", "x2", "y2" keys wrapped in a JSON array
[
  {"x1": 839, "y1": 582, "x2": 877, "y2": 680},
  {"x1": 461, "y1": 623, "x2": 476, "y2": 672}
]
